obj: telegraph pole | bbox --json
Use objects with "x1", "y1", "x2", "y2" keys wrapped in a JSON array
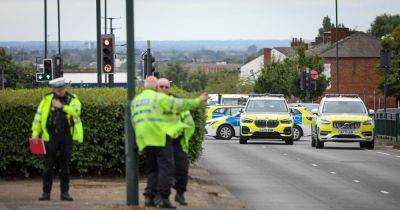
[
  {"x1": 125, "y1": 0, "x2": 138, "y2": 206},
  {"x1": 96, "y1": 0, "x2": 102, "y2": 84},
  {"x1": 57, "y1": 0, "x2": 61, "y2": 55},
  {"x1": 44, "y1": 0, "x2": 48, "y2": 58},
  {"x1": 335, "y1": 0, "x2": 340, "y2": 94}
]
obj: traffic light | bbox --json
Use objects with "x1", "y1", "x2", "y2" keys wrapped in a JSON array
[
  {"x1": 43, "y1": 59, "x2": 53, "y2": 78},
  {"x1": 101, "y1": 34, "x2": 115, "y2": 74},
  {"x1": 143, "y1": 53, "x2": 157, "y2": 78},
  {"x1": 53, "y1": 54, "x2": 63, "y2": 79}
]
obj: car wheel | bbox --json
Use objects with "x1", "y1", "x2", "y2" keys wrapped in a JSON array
[
  {"x1": 217, "y1": 125, "x2": 234, "y2": 140},
  {"x1": 292, "y1": 126, "x2": 303, "y2": 141},
  {"x1": 311, "y1": 137, "x2": 316, "y2": 147},
  {"x1": 365, "y1": 140, "x2": 374, "y2": 150},
  {"x1": 239, "y1": 136, "x2": 248, "y2": 144},
  {"x1": 316, "y1": 135, "x2": 324, "y2": 149},
  {"x1": 284, "y1": 137, "x2": 294, "y2": 145}
]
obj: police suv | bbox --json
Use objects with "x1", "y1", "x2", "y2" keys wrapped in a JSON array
[
  {"x1": 239, "y1": 94, "x2": 294, "y2": 144},
  {"x1": 311, "y1": 94, "x2": 374, "y2": 149}
]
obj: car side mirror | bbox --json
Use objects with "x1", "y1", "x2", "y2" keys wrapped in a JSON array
[
  {"x1": 369, "y1": 109, "x2": 375, "y2": 116},
  {"x1": 311, "y1": 108, "x2": 318, "y2": 115},
  {"x1": 239, "y1": 108, "x2": 244, "y2": 113}
]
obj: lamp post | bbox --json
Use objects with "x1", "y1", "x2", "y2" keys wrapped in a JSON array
[{"x1": 335, "y1": 0, "x2": 339, "y2": 94}]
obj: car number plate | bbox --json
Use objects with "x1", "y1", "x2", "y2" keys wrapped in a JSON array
[
  {"x1": 260, "y1": 128, "x2": 274, "y2": 133},
  {"x1": 339, "y1": 129, "x2": 355, "y2": 134}
]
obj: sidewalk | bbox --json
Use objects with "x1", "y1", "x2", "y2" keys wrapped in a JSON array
[{"x1": 0, "y1": 165, "x2": 246, "y2": 210}]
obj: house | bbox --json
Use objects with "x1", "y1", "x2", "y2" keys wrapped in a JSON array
[{"x1": 307, "y1": 28, "x2": 397, "y2": 109}]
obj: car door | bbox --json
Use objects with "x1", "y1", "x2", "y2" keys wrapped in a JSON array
[{"x1": 212, "y1": 108, "x2": 226, "y2": 119}]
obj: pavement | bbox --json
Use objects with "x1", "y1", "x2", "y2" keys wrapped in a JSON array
[
  {"x1": 199, "y1": 136, "x2": 400, "y2": 210},
  {"x1": 0, "y1": 165, "x2": 246, "y2": 210}
]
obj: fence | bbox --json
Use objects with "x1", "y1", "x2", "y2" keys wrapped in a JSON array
[{"x1": 374, "y1": 110, "x2": 400, "y2": 143}]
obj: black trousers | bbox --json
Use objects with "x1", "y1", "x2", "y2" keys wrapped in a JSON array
[
  {"x1": 42, "y1": 131, "x2": 72, "y2": 194},
  {"x1": 173, "y1": 140, "x2": 189, "y2": 194},
  {"x1": 144, "y1": 138, "x2": 175, "y2": 199}
]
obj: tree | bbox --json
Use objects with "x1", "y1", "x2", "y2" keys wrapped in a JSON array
[
  {"x1": 368, "y1": 14, "x2": 400, "y2": 37},
  {"x1": 159, "y1": 62, "x2": 188, "y2": 88},
  {"x1": 318, "y1": 16, "x2": 335, "y2": 36}
]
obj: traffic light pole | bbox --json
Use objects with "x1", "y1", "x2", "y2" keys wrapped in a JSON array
[
  {"x1": 335, "y1": 0, "x2": 340, "y2": 94},
  {"x1": 125, "y1": 0, "x2": 138, "y2": 206},
  {"x1": 96, "y1": 0, "x2": 102, "y2": 85},
  {"x1": 57, "y1": 0, "x2": 61, "y2": 55},
  {"x1": 108, "y1": 16, "x2": 114, "y2": 86},
  {"x1": 44, "y1": 0, "x2": 48, "y2": 58},
  {"x1": 146, "y1": 40, "x2": 152, "y2": 77}
]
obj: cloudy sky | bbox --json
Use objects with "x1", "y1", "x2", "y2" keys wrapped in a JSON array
[{"x1": 1, "y1": 0, "x2": 399, "y2": 41}]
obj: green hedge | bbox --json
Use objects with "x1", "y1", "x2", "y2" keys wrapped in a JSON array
[{"x1": 0, "y1": 87, "x2": 205, "y2": 177}]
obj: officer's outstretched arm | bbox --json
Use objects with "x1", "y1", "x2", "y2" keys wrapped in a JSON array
[
  {"x1": 158, "y1": 93, "x2": 201, "y2": 114},
  {"x1": 62, "y1": 97, "x2": 82, "y2": 118},
  {"x1": 32, "y1": 99, "x2": 45, "y2": 138}
]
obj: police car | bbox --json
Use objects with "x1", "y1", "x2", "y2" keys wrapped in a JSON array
[
  {"x1": 311, "y1": 94, "x2": 374, "y2": 149},
  {"x1": 206, "y1": 105, "x2": 243, "y2": 121},
  {"x1": 239, "y1": 94, "x2": 294, "y2": 144},
  {"x1": 205, "y1": 111, "x2": 241, "y2": 140},
  {"x1": 290, "y1": 106, "x2": 314, "y2": 141}
]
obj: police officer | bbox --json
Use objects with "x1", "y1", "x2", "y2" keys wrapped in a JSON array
[
  {"x1": 31, "y1": 77, "x2": 83, "y2": 201},
  {"x1": 157, "y1": 78, "x2": 194, "y2": 206},
  {"x1": 131, "y1": 76, "x2": 206, "y2": 209}
]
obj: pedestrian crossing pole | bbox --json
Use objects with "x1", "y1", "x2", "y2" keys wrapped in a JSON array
[{"x1": 125, "y1": 0, "x2": 139, "y2": 206}]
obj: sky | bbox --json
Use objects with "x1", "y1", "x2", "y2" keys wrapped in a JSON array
[{"x1": 1, "y1": 0, "x2": 399, "y2": 41}]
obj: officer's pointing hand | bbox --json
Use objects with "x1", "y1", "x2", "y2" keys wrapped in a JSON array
[
  {"x1": 199, "y1": 93, "x2": 208, "y2": 102},
  {"x1": 52, "y1": 99, "x2": 63, "y2": 109}
]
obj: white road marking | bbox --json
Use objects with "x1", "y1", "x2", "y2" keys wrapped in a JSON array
[
  {"x1": 311, "y1": 164, "x2": 318, "y2": 167},
  {"x1": 396, "y1": 156, "x2": 400, "y2": 158},
  {"x1": 296, "y1": 158, "x2": 301, "y2": 160},
  {"x1": 377, "y1": 152, "x2": 391, "y2": 156},
  {"x1": 283, "y1": 153, "x2": 288, "y2": 156},
  {"x1": 353, "y1": 180, "x2": 360, "y2": 183},
  {"x1": 262, "y1": 146, "x2": 267, "y2": 149},
  {"x1": 380, "y1": 190, "x2": 390, "y2": 194},
  {"x1": 330, "y1": 172, "x2": 336, "y2": 174}
]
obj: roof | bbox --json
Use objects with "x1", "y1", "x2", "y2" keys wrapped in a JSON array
[
  {"x1": 306, "y1": 32, "x2": 381, "y2": 58},
  {"x1": 248, "y1": 96, "x2": 286, "y2": 101},
  {"x1": 273, "y1": 47, "x2": 296, "y2": 57},
  {"x1": 322, "y1": 97, "x2": 362, "y2": 102}
]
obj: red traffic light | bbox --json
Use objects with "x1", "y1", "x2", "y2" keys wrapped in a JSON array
[
  {"x1": 310, "y1": 70, "x2": 318, "y2": 80},
  {"x1": 103, "y1": 39, "x2": 110, "y2": 46}
]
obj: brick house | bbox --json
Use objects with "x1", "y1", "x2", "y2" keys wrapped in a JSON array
[{"x1": 307, "y1": 29, "x2": 396, "y2": 109}]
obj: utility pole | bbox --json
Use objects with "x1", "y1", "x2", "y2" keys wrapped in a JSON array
[
  {"x1": 57, "y1": 0, "x2": 61, "y2": 55},
  {"x1": 44, "y1": 0, "x2": 48, "y2": 58},
  {"x1": 335, "y1": 0, "x2": 339, "y2": 94},
  {"x1": 104, "y1": 0, "x2": 107, "y2": 34},
  {"x1": 125, "y1": 0, "x2": 138, "y2": 206},
  {"x1": 96, "y1": 0, "x2": 102, "y2": 85},
  {"x1": 146, "y1": 40, "x2": 152, "y2": 77}
]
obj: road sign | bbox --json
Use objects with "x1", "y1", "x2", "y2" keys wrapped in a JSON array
[
  {"x1": 36, "y1": 73, "x2": 52, "y2": 82},
  {"x1": 310, "y1": 70, "x2": 319, "y2": 80}
]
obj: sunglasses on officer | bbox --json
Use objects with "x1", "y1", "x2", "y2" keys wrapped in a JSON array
[{"x1": 159, "y1": 85, "x2": 170, "y2": 89}]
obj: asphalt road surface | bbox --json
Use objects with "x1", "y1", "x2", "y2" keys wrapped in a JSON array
[{"x1": 199, "y1": 137, "x2": 400, "y2": 210}]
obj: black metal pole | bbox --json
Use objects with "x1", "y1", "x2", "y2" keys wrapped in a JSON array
[
  {"x1": 125, "y1": 0, "x2": 138, "y2": 206},
  {"x1": 96, "y1": 0, "x2": 102, "y2": 85},
  {"x1": 44, "y1": 0, "x2": 47, "y2": 58},
  {"x1": 57, "y1": 0, "x2": 61, "y2": 55},
  {"x1": 104, "y1": 0, "x2": 107, "y2": 34},
  {"x1": 384, "y1": 66, "x2": 387, "y2": 112},
  {"x1": 109, "y1": 18, "x2": 114, "y2": 86},
  {"x1": 146, "y1": 40, "x2": 151, "y2": 76},
  {"x1": 335, "y1": 0, "x2": 339, "y2": 94}
]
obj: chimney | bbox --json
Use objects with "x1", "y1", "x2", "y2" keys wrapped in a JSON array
[
  {"x1": 315, "y1": 36, "x2": 323, "y2": 45},
  {"x1": 323, "y1": 32, "x2": 331, "y2": 44},
  {"x1": 330, "y1": 27, "x2": 349, "y2": 44},
  {"x1": 263, "y1": 48, "x2": 271, "y2": 66}
]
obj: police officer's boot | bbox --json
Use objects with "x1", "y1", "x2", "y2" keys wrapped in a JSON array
[
  {"x1": 175, "y1": 192, "x2": 188, "y2": 205},
  {"x1": 38, "y1": 193, "x2": 50, "y2": 201},
  {"x1": 60, "y1": 193, "x2": 73, "y2": 201},
  {"x1": 144, "y1": 196, "x2": 156, "y2": 207},
  {"x1": 157, "y1": 198, "x2": 176, "y2": 209}
]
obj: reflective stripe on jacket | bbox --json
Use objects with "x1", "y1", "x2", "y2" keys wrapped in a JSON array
[{"x1": 31, "y1": 92, "x2": 84, "y2": 143}]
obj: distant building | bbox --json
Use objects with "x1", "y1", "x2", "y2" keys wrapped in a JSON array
[{"x1": 184, "y1": 63, "x2": 239, "y2": 73}]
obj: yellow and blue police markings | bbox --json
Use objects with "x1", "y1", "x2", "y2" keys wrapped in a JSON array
[
  {"x1": 290, "y1": 106, "x2": 313, "y2": 141},
  {"x1": 205, "y1": 113, "x2": 240, "y2": 140},
  {"x1": 206, "y1": 105, "x2": 243, "y2": 121}
]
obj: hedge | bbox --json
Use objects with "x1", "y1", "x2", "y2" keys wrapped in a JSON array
[{"x1": 0, "y1": 87, "x2": 205, "y2": 177}]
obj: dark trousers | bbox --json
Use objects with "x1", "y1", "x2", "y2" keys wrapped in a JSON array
[
  {"x1": 42, "y1": 131, "x2": 72, "y2": 194},
  {"x1": 144, "y1": 138, "x2": 175, "y2": 199},
  {"x1": 173, "y1": 140, "x2": 189, "y2": 194}
]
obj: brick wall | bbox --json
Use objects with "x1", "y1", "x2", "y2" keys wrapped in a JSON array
[{"x1": 323, "y1": 57, "x2": 397, "y2": 109}]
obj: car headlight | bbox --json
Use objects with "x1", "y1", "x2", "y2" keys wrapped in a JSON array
[
  {"x1": 363, "y1": 120, "x2": 373, "y2": 125},
  {"x1": 280, "y1": 118, "x2": 292, "y2": 124},
  {"x1": 241, "y1": 118, "x2": 253, "y2": 123},
  {"x1": 320, "y1": 119, "x2": 331, "y2": 125}
]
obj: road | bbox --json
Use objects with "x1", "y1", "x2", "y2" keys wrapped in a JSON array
[{"x1": 199, "y1": 137, "x2": 400, "y2": 210}]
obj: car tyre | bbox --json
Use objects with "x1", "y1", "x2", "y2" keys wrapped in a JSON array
[
  {"x1": 239, "y1": 136, "x2": 248, "y2": 144},
  {"x1": 217, "y1": 125, "x2": 234, "y2": 140},
  {"x1": 284, "y1": 137, "x2": 294, "y2": 145},
  {"x1": 365, "y1": 140, "x2": 374, "y2": 150},
  {"x1": 292, "y1": 126, "x2": 303, "y2": 141},
  {"x1": 316, "y1": 136, "x2": 324, "y2": 149}
]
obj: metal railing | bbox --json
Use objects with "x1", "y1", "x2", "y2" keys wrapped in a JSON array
[{"x1": 374, "y1": 110, "x2": 400, "y2": 142}]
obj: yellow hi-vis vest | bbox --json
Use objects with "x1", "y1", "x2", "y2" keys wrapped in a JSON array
[
  {"x1": 130, "y1": 89, "x2": 201, "y2": 152},
  {"x1": 31, "y1": 92, "x2": 84, "y2": 143},
  {"x1": 179, "y1": 111, "x2": 195, "y2": 154}
]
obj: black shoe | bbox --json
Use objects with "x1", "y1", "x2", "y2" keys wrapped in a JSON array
[
  {"x1": 60, "y1": 193, "x2": 73, "y2": 201},
  {"x1": 144, "y1": 196, "x2": 156, "y2": 207},
  {"x1": 38, "y1": 193, "x2": 50, "y2": 201},
  {"x1": 158, "y1": 198, "x2": 176, "y2": 209},
  {"x1": 175, "y1": 193, "x2": 188, "y2": 206}
]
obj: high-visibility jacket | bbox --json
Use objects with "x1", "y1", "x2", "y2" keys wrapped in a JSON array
[
  {"x1": 179, "y1": 111, "x2": 195, "y2": 154},
  {"x1": 131, "y1": 89, "x2": 201, "y2": 152},
  {"x1": 31, "y1": 92, "x2": 84, "y2": 143}
]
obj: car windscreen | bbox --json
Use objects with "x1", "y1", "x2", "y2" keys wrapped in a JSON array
[
  {"x1": 322, "y1": 101, "x2": 367, "y2": 114},
  {"x1": 246, "y1": 100, "x2": 288, "y2": 113},
  {"x1": 223, "y1": 98, "x2": 239, "y2": 105}
]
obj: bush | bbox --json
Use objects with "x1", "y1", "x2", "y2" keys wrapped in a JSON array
[{"x1": 0, "y1": 87, "x2": 205, "y2": 177}]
